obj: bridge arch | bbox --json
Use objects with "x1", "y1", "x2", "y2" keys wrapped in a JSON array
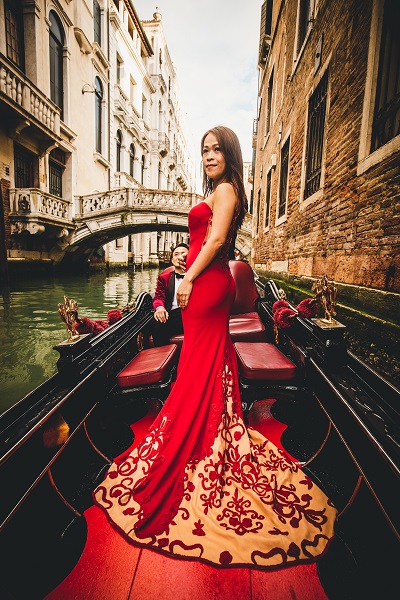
[{"x1": 53, "y1": 189, "x2": 252, "y2": 265}]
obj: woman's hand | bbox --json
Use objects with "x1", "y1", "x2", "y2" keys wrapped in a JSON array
[{"x1": 176, "y1": 279, "x2": 193, "y2": 309}]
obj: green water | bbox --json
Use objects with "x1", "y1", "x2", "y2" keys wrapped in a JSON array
[{"x1": 0, "y1": 268, "x2": 160, "y2": 415}]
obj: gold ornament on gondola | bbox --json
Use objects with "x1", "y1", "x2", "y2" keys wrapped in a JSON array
[
  {"x1": 58, "y1": 296, "x2": 80, "y2": 342},
  {"x1": 312, "y1": 275, "x2": 337, "y2": 324}
]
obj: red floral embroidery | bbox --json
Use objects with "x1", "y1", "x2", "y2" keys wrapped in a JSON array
[
  {"x1": 219, "y1": 551, "x2": 233, "y2": 565},
  {"x1": 217, "y1": 489, "x2": 264, "y2": 535},
  {"x1": 192, "y1": 520, "x2": 206, "y2": 536}
]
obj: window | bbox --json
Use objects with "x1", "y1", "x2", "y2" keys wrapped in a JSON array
[
  {"x1": 371, "y1": 0, "x2": 400, "y2": 152},
  {"x1": 142, "y1": 95, "x2": 148, "y2": 121},
  {"x1": 49, "y1": 148, "x2": 65, "y2": 197},
  {"x1": 116, "y1": 130, "x2": 122, "y2": 171},
  {"x1": 49, "y1": 11, "x2": 64, "y2": 117},
  {"x1": 93, "y1": 1, "x2": 101, "y2": 46},
  {"x1": 5, "y1": 0, "x2": 24, "y2": 69},
  {"x1": 260, "y1": 0, "x2": 273, "y2": 37},
  {"x1": 265, "y1": 169, "x2": 272, "y2": 228},
  {"x1": 304, "y1": 70, "x2": 328, "y2": 198},
  {"x1": 297, "y1": 0, "x2": 312, "y2": 53},
  {"x1": 129, "y1": 144, "x2": 135, "y2": 177},
  {"x1": 266, "y1": 69, "x2": 274, "y2": 136},
  {"x1": 115, "y1": 238, "x2": 123, "y2": 249},
  {"x1": 259, "y1": 1, "x2": 273, "y2": 65},
  {"x1": 14, "y1": 144, "x2": 34, "y2": 188},
  {"x1": 278, "y1": 137, "x2": 290, "y2": 219},
  {"x1": 141, "y1": 155, "x2": 145, "y2": 184},
  {"x1": 95, "y1": 77, "x2": 103, "y2": 153},
  {"x1": 116, "y1": 55, "x2": 122, "y2": 85},
  {"x1": 158, "y1": 162, "x2": 162, "y2": 189}
]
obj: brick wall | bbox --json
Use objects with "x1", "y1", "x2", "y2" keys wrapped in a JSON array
[{"x1": 253, "y1": 0, "x2": 400, "y2": 292}]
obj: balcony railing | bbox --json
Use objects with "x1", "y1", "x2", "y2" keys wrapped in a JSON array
[
  {"x1": 9, "y1": 189, "x2": 72, "y2": 237},
  {"x1": 75, "y1": 188, "x2": 201, "y2": 217},
  {"x1": 0, "y1": 54, "x2": 60, "y2": 139}
]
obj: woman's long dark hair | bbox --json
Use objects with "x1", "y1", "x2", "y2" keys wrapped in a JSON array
[{"x1": 201, "y1": 126, "x2": 248, "y2": 229}]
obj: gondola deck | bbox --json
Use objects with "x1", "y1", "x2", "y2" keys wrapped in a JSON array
[{"x1": 44, "y1": 399, "x2": 329, "y2": 600}]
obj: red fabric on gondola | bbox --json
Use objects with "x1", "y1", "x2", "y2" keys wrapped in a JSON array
[
  {"x1": 93, "y1": 201, "x2": 336, "y2": 569},
  {"x1": 234, "y1": 342, "x2": 297, "y2": 382},
  {"x1": 116, "y1": 344, "x2": 178, "y2": 388},
  {"x1": 228, "y1": 311, "x2": 266, "y2": 342}
]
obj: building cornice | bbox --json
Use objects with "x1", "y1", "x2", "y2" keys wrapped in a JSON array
[{"x1": 125, "y1": 0, "x2": 154, "y2": 56}]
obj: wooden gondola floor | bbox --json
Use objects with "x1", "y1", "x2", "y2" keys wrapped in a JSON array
[{"x1": 45, "y1": 399, "x2": 329, "y2": 600}]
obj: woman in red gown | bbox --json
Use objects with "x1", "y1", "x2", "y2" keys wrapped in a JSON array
[{"x1": 94, "y1": 126, "x2": 336, "y2": 568}]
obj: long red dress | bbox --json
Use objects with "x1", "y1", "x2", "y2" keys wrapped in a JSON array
[{"x1": 93, "y1": 201, "x2": 337, "y2": 568}]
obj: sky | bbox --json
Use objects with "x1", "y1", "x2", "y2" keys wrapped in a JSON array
[{"x1": 132, "y1": 0, "x2": 262, "y2": 191}]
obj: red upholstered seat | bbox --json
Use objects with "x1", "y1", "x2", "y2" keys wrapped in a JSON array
[
  {"x1": 117, "y1": 344, "x2": 178, "y2": 388},
  {"x1": 169, "y1": 333, "x2": 184, "y2": 347},
  {"x1": 229, "y1": 312, "x2": 267, "y2": 342},
  {"x1": 234, "y1": 342, "x2": 296, "y2": 382}
]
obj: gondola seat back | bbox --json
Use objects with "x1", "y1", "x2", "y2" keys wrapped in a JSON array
[
  {"x1": 228, "y1": 260, "x2": 267, "y2": 342},
  {"x1": 229, "y1": 260, "x2": 260, "y2": 315},
  {"x1": 117, "y1": 344, "x2": 179, "y2": 388}
]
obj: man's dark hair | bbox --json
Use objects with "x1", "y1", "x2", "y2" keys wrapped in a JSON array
[
  {"x1": 171, "y1": 242, "x2": 189, "y2": 253},
  {"x1": 169, "y1": 242, "x2": 189, "y2": 265}
]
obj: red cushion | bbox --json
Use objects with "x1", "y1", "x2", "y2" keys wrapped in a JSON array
[
  {"x1": 117, "y1": 344, "x2": 178, "y2": 388},
  {"x1": 169, "y1": 333, "x2": 184, "y2": 347},
  {"x1": 234, "y1": 342, "x2": 296, "y2": 381},
  {"x1": 229, "y1": 260, "x2": 260, "y2": 315},
  {"x1": 229, "y1": 312, "x2": 267, "y2": 342}
]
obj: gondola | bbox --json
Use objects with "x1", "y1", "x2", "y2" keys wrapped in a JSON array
[{"x1": 0, "y1": 261, "x2": 399, "y2": 600}]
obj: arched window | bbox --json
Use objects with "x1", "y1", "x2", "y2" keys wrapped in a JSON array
[
  {"x1": 116, "y1": 130, "x2": 122, "y2": 171},
  {"x1": 95, "y1": 77, "x2": 103, "y2": 153},
  {"x1": 129, "y1": 144, "x2": 135, "y2": 177},
  {"x1": 141, "y1": 155, "x2": 145, "y2": 184},
  {"x1": 158, "y1": 161, "x2": 162, "y2": 189},
  {"x1": 49, "y1": 11, "x2": 64, "y2": 116}
]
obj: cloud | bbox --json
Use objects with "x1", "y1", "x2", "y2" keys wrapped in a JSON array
[{"x1": 133, "y1": 0, "x2": 261, "y2": 188}]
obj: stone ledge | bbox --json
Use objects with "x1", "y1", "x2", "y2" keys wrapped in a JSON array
[{"x1": 255, "y1": 269, "x2": 399, "y2": 325}]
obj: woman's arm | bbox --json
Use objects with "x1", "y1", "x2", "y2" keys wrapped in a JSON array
[{"x1": 176, "y1": 183, "x2": 237, "y2": 308}]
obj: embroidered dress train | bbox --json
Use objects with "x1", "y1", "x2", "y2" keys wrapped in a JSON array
[{"x1": 94, "y1": 201, "x2": 337, "y2": 568}]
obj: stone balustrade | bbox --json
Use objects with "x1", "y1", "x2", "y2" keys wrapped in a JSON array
[
  {"x1": 10, "y1": 189, "x2": 72, "y2": 221},
  {"x1": 0, "y1": 54, "x2": 60, "y2": 138},
  {"x1": 76, "y1": 188, "x2": 201, "y2": 217}
]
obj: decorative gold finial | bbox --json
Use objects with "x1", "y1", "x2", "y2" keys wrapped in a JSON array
[
  {"x1": 58, "y1": 296, "x2": 80, "y2": 342},
  {"x1": 312, "y1": 274, "x2": 337, "y2": 324}
]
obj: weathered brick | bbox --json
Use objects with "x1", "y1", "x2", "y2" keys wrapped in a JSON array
[{"x1": 252, "y1": 0, "x2": 400, "y2": 292}]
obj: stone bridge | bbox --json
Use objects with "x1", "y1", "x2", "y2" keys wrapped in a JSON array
[{"x1": 9, "y1": 188, "x2": 253, "y2": 265}]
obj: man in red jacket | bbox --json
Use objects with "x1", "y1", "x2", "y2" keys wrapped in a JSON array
[{"x1": 152, "y1": 242, "x2": 189, "y2": 346}]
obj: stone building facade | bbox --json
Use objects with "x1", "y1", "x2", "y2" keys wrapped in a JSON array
[
  {"x1": 252, "y1": 0, "x2": 399, "y2": 292},
  {"x1": 0, "y1": 0, "x2": 194, "y2": 275}
]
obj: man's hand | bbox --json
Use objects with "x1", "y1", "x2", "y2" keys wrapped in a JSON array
[
  {"x1": 154, "y1": 306, "x2": 169, "y2": 323},
  {"x1": 175, "y1": 256, "x2": 186, "y2": 271}
]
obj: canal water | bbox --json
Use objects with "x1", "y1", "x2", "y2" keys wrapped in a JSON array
[{"x1": 0, "y1": 268, "x2": 160, "y2": 415}]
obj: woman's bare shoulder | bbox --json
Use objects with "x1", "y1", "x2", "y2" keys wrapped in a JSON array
[{"x1": 213, "y1": 182, "x2": 238, "y2": 211}]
